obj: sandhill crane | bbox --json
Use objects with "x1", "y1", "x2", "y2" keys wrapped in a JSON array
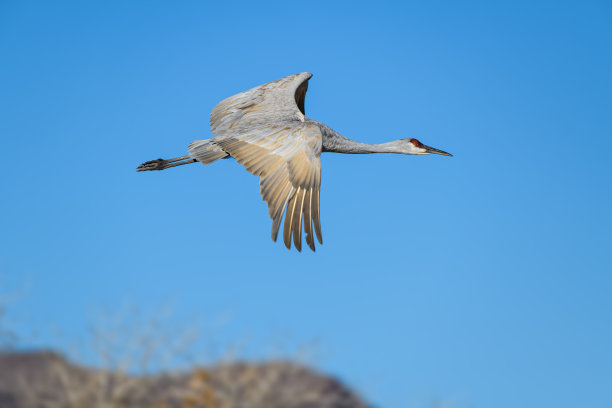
[{"x1": 137, "y1": 72, "x2": 452, "y2": 252}]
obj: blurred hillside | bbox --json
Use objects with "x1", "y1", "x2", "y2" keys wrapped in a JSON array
[
  {"x1": 0, "y1": 297, "x2": 369, "y2": 408},
  {"x1": 0, "y1": 350, "x2": 368, "y2": 408}
]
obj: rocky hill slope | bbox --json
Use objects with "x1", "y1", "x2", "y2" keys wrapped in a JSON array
[{"x1": 0, "y1": 351, "x2": 368, "y2": 408}]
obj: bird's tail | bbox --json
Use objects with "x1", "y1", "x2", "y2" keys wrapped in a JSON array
[
  {"x1": 137, "y1": 139, "x2": 228, "y2": 171},
  {"x1": 188, "y1": 139, "x2": 229, "y2": 164}
]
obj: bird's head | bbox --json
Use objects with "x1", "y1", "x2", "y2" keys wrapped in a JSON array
[{"x1": 403, "y1": 138, "x2": 453, "y2": 156}]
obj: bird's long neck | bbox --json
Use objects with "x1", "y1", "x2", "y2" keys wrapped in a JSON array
[{"x1": 319, "y1": 123, "x2": 406, "y2": 154}]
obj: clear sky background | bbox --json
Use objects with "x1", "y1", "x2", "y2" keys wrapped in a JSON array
[{"x1": 1, "y1": 0, "x2": 611, "y2": 407}]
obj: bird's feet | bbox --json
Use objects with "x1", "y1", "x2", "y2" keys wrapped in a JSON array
[{"x1": 137, "y1": 158, "x2": 166, "y2": 171}]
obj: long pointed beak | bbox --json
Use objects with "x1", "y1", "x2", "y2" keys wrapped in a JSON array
[{"x1": 424, "y1": 144, "x2": 453, "y2": 156}]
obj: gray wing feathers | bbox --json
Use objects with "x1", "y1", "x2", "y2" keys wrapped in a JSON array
[
  {"x1": 210, "y1": 72, "x2": 312, "y2": 135},
  {"x1": 215, "y1": 122, "x2": 322, "y2": 251},
  {"x1": 206, "y1": 72, "x2": 322, "y2": 251}
]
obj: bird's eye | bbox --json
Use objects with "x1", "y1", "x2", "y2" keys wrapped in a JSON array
[{"x1": 410, "y1": 138, "x2": 423, "y2": 147}]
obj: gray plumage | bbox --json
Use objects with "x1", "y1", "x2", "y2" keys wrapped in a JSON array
[{"x1": 138, "y1": 72, "x2": 452, "y2": 252}]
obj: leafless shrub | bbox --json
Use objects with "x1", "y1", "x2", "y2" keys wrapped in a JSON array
[{"x1": 0, "y1": 286, "x2": 19, "y2": 349}]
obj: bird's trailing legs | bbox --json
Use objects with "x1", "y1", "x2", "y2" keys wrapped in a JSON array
[{"x1": 137, "y1": 155, "x2": 196, "y2": 171}]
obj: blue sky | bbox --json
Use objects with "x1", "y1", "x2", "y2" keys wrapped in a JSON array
[{"x1": 1, "y1": 0, "x2": 611, "y2": 407}]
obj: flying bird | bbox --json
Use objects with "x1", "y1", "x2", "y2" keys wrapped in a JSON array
[{"x1": 137, "y1": 72, "x2": 452, "y2": 252}]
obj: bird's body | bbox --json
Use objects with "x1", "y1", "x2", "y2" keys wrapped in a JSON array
[{"x1": 138, "y1": 72, "x2": 451, "y2": 251}]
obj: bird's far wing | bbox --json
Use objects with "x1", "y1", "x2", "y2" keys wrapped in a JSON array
[
  {"x1": 210, "y1": 72, "x2": 312, "y2": 135},
  {"x1": 215, "y1": 121, "x2": 323, "y2": 252}
]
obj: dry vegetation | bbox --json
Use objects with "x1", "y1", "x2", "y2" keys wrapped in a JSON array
[
  {"x1": 0, "y1": 351, "x2": 367, "y2": 408},
  {"x1": 0, "y1": 302, "x2": 368, "y2": 408}
]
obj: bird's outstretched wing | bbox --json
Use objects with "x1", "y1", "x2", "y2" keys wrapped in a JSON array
[
  {"x1": 210, "y1": 73, "x2": 322, "y2": 251},
  {"x1": 216, "y1": 122, "x2": 322, "y2": 251},
  {"x1": 210, "y1": 72, "x2": 311, "y2": 134}
]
